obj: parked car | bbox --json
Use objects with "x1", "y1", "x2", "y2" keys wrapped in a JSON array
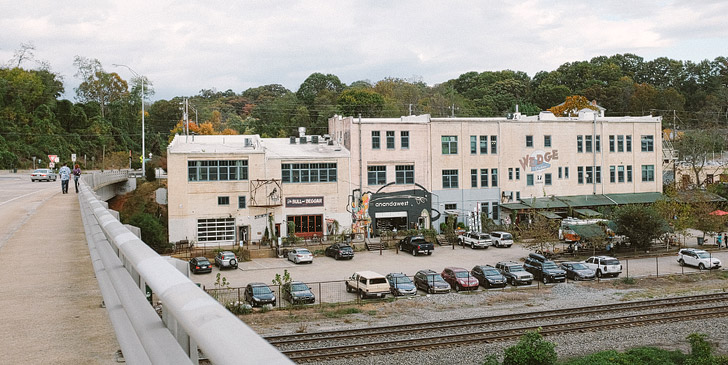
[
  {"x1": 30, "y1": 168, "x2": 57, "y2": 182},
  {"x1": 495, "y1": 261, "x2": 533, "y2": 286},
  {"x1": 471, "y1": 265, "x2": 507, "y2": 288},
  {"x1": 398, "y1": 235, "x2": 434, "y2": 256},
  {"x1": 489, "y1": 231, "x2": 514, "y2": 248},
  {"x1": 458, "y1": 232, "x2": 492, "y2": 249},
  {"x1": 385, "y1": 273, "x2": 417, "y2": 296},
  {"x1": 188, "y1": 256, "x2": 212, "y2": 274},
  {"x1": 325, "y1": 243, "x2": 354, "y2": 260},
  {"x1": 559, "y1": 261, "x2": 596, "y2": 281},
  {"x1": 524, "y1": 253, "x2": 567, "y2": 284},
  {"x1": 413, "y1": 269, "x2": 451, "y2": 294},
  {"x1": 677, "y1": 248, "x2": 721, "y2": 270},
  {"x1": 441, "y1": 267, "x2": 480, "y2": 291},
  {"x1": 287, "y1": 248, "x2": 313, "y2": 264},
  {"x1": 214, "y1": 251, "x2": 238, "y2": 269},
  {"x1": 282, "y1": 281, "x2": 315, "y2": 304},
  {"x1": 345, "y1": 271, "x2": 390, "y2": 299},
  {"x1": 244, "y1": 282, "x2": 276, "y2": 307},
  {"x1": 583, "y1": 256, "x2": 622, "y2": 278}
]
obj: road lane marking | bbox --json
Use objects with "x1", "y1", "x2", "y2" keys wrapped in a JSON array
[{"x1": 0, "y1": 188, "x2": 54, "y2": 207}]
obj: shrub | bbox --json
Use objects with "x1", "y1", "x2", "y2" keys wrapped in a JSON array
[
  {"x1": 503, "y1": 329, "x2": 557, "y2": 365},
  {"x1": 129, "y1": 212, "x2": 170, "y2": 252}
]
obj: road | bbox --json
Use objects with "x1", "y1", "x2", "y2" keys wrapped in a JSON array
[{"x1": 0, "y1": 172, "x2": 118, "y2": 364}]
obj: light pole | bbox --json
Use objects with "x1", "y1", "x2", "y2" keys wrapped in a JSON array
[{"x1": 113, "y1": 64, "x2": 145, "y2": 177}]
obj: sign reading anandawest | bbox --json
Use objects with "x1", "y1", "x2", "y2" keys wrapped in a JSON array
[
  {"x1": 285, "y1": 196, "x2": 324, "y2": 207},
  {"x1": 519, "y1": 149, "x2": 559, "y2": 172}
]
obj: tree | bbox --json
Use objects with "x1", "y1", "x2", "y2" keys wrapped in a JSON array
[
  {"x1": 503, "y1": 329, "x2": 557, "y2": 365},
  {"x1": 337, "y1": 88, "x2": 385, "y2": 117},
  {"x1": 674, "y1": 129, "x2": 726, "y2": 188},
  {"x1": 73, "y1": 56, "x2": 128, "y2": 117},
  {"x1": 548, "y1": 95, "x2": 598, "y2": 117},
  {"x1": 613, "y1": 205, "x2": 669, "y2": 249},
  {"x1": 518, "y1": 213, "x2": 560, "y2": 254}
]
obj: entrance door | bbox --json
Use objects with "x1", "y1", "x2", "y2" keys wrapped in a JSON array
[{"x1": 238, "y1": 226, "x2": 249, "y2": 246}]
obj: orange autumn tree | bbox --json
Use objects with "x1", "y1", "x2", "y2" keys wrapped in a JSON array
[{"x1": 548, "y1": 95, "x2": 598, "y2": 117}]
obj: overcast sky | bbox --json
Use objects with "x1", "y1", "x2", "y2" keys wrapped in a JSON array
[{"x1": 2, "y1": 0, "x2": 727, "y2": 101}]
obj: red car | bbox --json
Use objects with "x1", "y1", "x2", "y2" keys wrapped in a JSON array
[{"x1": 441, "y1": 267, "x2": 479, "y2": 292}]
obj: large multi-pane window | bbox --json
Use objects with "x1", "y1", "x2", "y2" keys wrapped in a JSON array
[
  {"x1": 386, "y1": 131, "x2": 395, "y2": 149},
  {"x1": 491, "y1": 168, "x2": 498, "y2": 187},
  {"x1": 442, "y1": 169, "x2": 459, "y2": 188},
  {"x1": 578, "y1": 166, "x2": 584, "y2": 184},
  {"x1": 401, "y1": 131, "x2": 409, "y2": 149},
  {"x1": 471, "y1": 169, "x2": 478, "y2": 188},
  {"x1": 617, "y1": 135, "x2": 624, "y2": 152},
  {"x1": 491, "y1": 136, "x2": 497, "y2": 154},
  {"x1": 442, "y1": 136, "x2": 458, "y2": 154},
  {"x1": 642, "y1": 165, "x2": 655, "y2": 182},
  {"x1": 610, "y1": 166, "x2": 616, "y2": 183},
  {"x1": 395, "y1": 165, "x2": 414, "y2": 184},
  {"x1": 188, "y1": 160, "x2": 248, "y2": 182},
  {"x1": 609, "y1": 135, "x2": 615, "y2": 152},
  {"x1": 367, "y1": 165, "x2": 386, "y2": 185},
  {"x1": 371, "y1": 131, "x2": 380, "y2": 149},
  {"x1": 626, "y1": 135, "x2": 632, "y2": 152},
  {"x1": 287, "y1": 215, "x2": 323, "y2": 236},
  {"x1": 577, "y1": 135, "x2": 583, "y2": 153},
  {"x1": 585, "y1": 166, "x2": 594, "y2": 184},
  {"x1": 218, "y1": 196, "x2": 229, "y2": 205},
  {"x1": 480, "y1": 136, "x2": 488, "y2": 154},
  {"x1": 281, "y1": 163, "x2": 337, "y2": 183},
  {"x1": 197, "y1": 218, "x2": 235, "y2": 242},
  {"x1": 641, "y1": 135, "x2": 654, "y2": 152},
  {"x1": 481, "y1": 169, "x2": 489, "y2": 187},
  {"x1": 618, "y1": 166, "x2": 625, "y2": 183},
  {"x1": 585, "y1": 135, "x2": 593, "y2": 153},
  {"x1": 470, "y1": 136, "x2": 477, "y2": 154}
]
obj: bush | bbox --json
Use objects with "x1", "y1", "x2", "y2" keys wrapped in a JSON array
[
  {"x1": 503, "y1": 329, "x2": 557, "y2": 365},
  {"x1": 145, "y1": 164, "x2": 156, "y2": 182},
  {"x1": 129, "y1": 212, "x2": 170, "y2": 252}
]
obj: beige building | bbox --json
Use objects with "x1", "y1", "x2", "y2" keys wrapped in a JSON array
[{"x1": 167, "y1": 134, "x2": 351, "y2": 245}]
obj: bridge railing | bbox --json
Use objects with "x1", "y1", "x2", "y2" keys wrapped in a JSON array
[{"x1": 78, "y1": 172, "x2": 291, "y2": 364}]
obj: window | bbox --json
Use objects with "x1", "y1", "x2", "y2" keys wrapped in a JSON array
[
  {"x1": 577, "y1": 135, "x2": 583, "y2": 153},
  {"x1": 480, "y1": 136, "x2": 488, "y2": 154},
  {"x1": 585, "y1": 166, "x2": 594, "y2": 184},
  {"x1": 471, "y1": 169, "x2": 478, "y2": 188},
  {"x1": 442, "y1": 169, "x2": 459, "y2": 188},
  {"x1": 595, "y1": 135, "x2": 601, "y2": 152},
  {"x1": 527, "y1": 174, "x2": 534, "y2": 186},
  {"x1": 627, "y1": 165, "x2": 633, "y2": 182},
  {"x1": 444, "y1": 203, "x2": 457, "y2": 211},
  {"x1": 626, "y1": 135, "x2": 632, "y2": 152},
  {"x1": 585, "y1": 135, "x2": 593, "y2": 153},
  {"x1": 282, "y1": 162, "x2": 337, "y2": 183},
  {"x1": 558, "y1": 167, "x2": 563, "y2": 179},
  {"x1": 526, "y1": 135, "x2": 533, "y2": 147},
  {"x1": 401, "y1": 131, "x2": 409, "y2": 149},
  {"x1": 491, "y1": 168, "x2": 498, "y2": 187},
  {"x1": 492, "y1": 202, "x2": 499, "y2": 220},
  {"x1": 595, "y1": 166, "x2": 601, "y2": 183},
  {"x1": 617, "y1": 135, "x2": 624, "y2": 152},
  {"x1": 197, "y1": 218, "x2": 235, "y2": 242},
  {"x1": 188, "y1": 160, "x2": 248, "y2": 182},
  {"x1": 371, "y1": 131, "x2": 380, "y2": 149},
  {"x1": 618, "y1": 166, "x2": 625, "y2": 183},
  {"x1": 218, "y1": 196, "x2": 230, "y2": 205},
  {"x1": 515, "y1": 167, "x2": 520, "y2": 180},
  {"x1": 367, "y1": 165, "x2": 386, "y2": 185},
  {"x1": 480, "y1": 169, "x2": 489, "y2": 187},
  {"x1": 491, "y1": 136, "x2": 497, "y2": 154},
  {"x1": 386, "y1": 131, "x2": 395, "y2": 149},
  {"x1": 516, "y1": 192, "x2": 521, "y2": 200},
  {"x1": 395, "y1": 165, "x2": 414, "y2": 184},
  {"x1": 287, "y1": 215, "x2": 323, "y2": 236},
  {"x1": 609, "y1": 135, "x2": 615, "y2": 152},
  {"x1": 564, "y1": 167, "x2": 569, "y2": 179},
  {"x1": 442, "y1": 136, "x2": 458, "y2": 154},
  {"x1": 544, "y1": 135, "x2": 552, "y2": 148},
  {"x1": 610, "y1": 166, "x2": 616, "y2": 183},
  {"x1": 641, "y1": 135, "x2": 654, "y2": 152},
  {"x1": 470, "y1": 135, "x2": 477, "y2": 154},
  {"x1": 642, "y1": 165, "x2": 655, "y2": 182},
  {"x1": 578, "y1": 166, "x2": 584, "y2": 184},
  {"x1": 238, "y1": 196, "x2": 246, "y2": 209},
  {"x1": 545, "y1": 173, "x2": 552, "y2": 185},
  {"x1": 508, "y1": 167, "x2": 513, "y2": 180}
]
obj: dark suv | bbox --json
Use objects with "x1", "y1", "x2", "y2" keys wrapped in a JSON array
[
  {"x1": 523, "y1": 253, "x2": 566, "y2": 284},
  {"x1": 325, "y1": 243, "x2": 354, "y2": 260},
  {"x1": 471, "y1": 265, "x2": 507, "y2": 288},
  {"x1": 413, "y1": 269, "x2": 451, "y2": 294}
]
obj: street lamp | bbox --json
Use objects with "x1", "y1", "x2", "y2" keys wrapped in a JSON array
[{"x1": 113, "y1": 63, "x2": 146, "y2": 177}]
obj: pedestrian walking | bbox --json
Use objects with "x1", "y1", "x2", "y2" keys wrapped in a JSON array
[
  {"x1": 724, "y1": 233, "x2": 727, "y2": 249},
  {"x1": 59, "y1": 163, "x2": 71, "y2": 194},
  {"x1": 72, "y1": 164, "x2": 81, "y2": 193},
  {"x1": 717, "y1": 234, "x2": 723, "y2": 248}
]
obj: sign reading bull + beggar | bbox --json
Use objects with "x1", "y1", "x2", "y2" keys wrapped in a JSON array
[{"x1": 285, "y1": 196, "x2": 324, "y2": 207}]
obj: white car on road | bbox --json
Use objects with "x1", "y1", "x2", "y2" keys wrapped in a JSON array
[
  {"x1": 489, "y1": 231, "x2": 514, "y2": 248},
  {"x1": 677, "y1": 248, "x2": 721, "y2": 270},
  {"x1": 287, "y1": 248, "x2": 313, "y2": 264},
  {"x1": 583, "y1": 256, "x2": 622, "y2": 278}
]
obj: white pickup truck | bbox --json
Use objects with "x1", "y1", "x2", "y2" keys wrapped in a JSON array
[
  {"x1": 345, "y1": 271, "x2": 390, "y2": 299},
  {"x1": 458, "y1": 231, "x2": 492, "y2": 249}
]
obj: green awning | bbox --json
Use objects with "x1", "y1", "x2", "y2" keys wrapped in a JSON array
[
  {"x1": 606, "y1": 192, "x2": 664, "y2": 204},
  {"x1": 521, "y1": 197, "x2": 569, "y2": 209},
  {"x1": 573, "y1": 208, "x2": 602, "y2": 217},
  {"x1": 501, "y1": 203, "x2": 530, "y2": 210},
  {"x1": 538, "y1": 211, "x2": 562, "y2": 219},
  {"x1": 559, "y1": 194, "x2": 615, "y2": 207},
  {"x1": 566, "y1": 224, "x2": 607, "y2": 241}
]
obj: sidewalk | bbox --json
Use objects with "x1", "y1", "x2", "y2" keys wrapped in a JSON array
[{"x1": 0, "y1": 189, "x2": 118, "y2": 364}]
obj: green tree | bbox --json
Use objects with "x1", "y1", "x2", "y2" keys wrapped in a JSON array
[
  {"x1": 73, "y1": 56, "x2": 128, "y2": 118},
  {"x1": 129, "y1": 212, "x2": 169, "y2": 253},
  {"x1": 337, "y1": 88, "x2": 385, "y2": 117},
  {"x1": 503, "y1": 329, "x2": 557, "y2": 365},
  {"x1": 674, "y1": 129, "x2": 725, "y2": 188},
  {"x1": 613, "y1": 205, "x2": 669, "y2": 249}
]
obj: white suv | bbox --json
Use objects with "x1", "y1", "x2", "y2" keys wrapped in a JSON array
[
  {"x1": 583, "y1": 256, "x2": 622, "y2": 278},
  {"x1": 489, "y1": 231, "x2": 514, "y2": 248},
  {"x1": 677, "y1": 249, "x2": 721, "y2": 270}
]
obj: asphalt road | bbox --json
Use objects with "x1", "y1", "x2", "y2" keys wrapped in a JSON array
[{"x1": 0, "y1": 172, "x2": 118, "y2": 364}]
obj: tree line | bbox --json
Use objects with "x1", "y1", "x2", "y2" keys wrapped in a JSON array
[{"x1": 1, "y1": 48, "x2": 727, "y2": 169}]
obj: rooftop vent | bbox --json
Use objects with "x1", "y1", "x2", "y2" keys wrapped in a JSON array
[
  {"x1": 244, "y1": 138, "x2": 252, "y2": 147},
  {"x1": 327, "y1": 140, "x2": 334, "y2": 146},
  {"x1": 289, "y1": 136, "x2": 296, "y2": 144},
  {"x1": 299, "y1": 136, "x2": 307, "y2": 144},
  {"x1": 312, "y1": 135, "x2": 319, "y2": 144},
  {"x1": 538, "y1": 111, "x2": 557, "y2": 121}
]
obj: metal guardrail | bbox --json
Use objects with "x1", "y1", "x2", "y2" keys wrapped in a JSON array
[{"x1": 78, "y1": 172, "x2": 291, "y2": 364}]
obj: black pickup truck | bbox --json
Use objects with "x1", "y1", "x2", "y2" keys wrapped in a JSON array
[{"x1": 398, "y1": 235, "x2": 434, "y2": 256}]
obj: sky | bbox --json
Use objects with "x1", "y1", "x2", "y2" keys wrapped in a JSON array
[{"x1": 1, "y1": 0, "x2": 727, "y2": 101}]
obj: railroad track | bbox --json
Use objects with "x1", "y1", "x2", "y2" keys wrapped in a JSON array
[{"x1": 266, "y1": 292, "x2": 728, "y2": 362}]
